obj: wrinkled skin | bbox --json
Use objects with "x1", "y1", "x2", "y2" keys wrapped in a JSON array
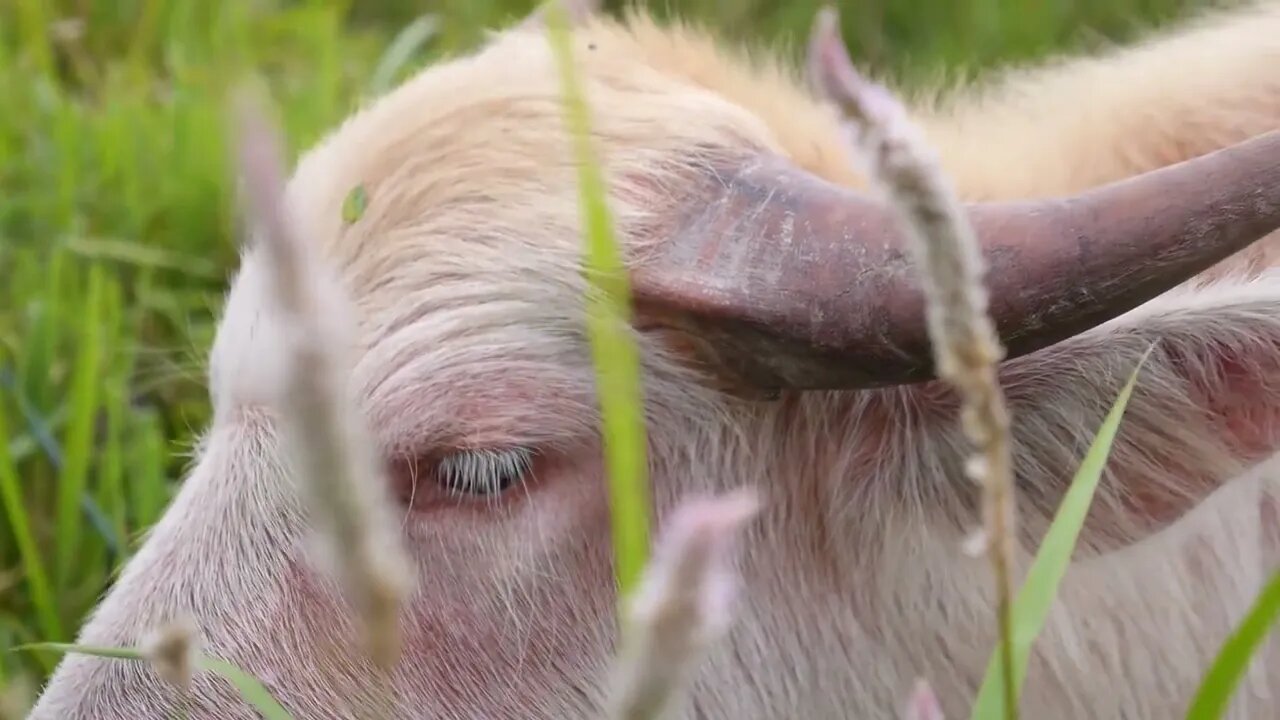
[{"x1": 29, "y1": 3, "x2": 1280, "y2": 718}]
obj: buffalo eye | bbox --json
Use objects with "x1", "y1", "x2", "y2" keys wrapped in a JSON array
[{"x1": 435, "y1": 447, "x2": 535, "y2": 498}]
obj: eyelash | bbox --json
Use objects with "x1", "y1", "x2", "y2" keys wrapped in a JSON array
[{"x1": 434, "y1": 447, "x2": 536, "y2": 498}]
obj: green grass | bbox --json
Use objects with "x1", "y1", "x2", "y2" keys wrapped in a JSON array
[
  {"x1": 2, "y1": 0, "x2": 1274, "y2": 716},
  {"x1": 1185, "y1": 568, "x2": 1280, "y2": 719},
  {"x1": 20, "y1": 642, "x2": 295, "y2": 720},
  {"x1": 971, "y1": 349, "x2": 1151, "y2": 719},
  {"x1": 545, "y1": 1, "x2": 653, "y2": 604}
]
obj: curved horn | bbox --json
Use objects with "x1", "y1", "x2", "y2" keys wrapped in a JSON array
[{"x1": 632, "y1": 118, "x2": 1280, "y2": 392}]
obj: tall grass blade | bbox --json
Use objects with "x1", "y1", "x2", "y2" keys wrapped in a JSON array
[
  {"x1": 0, "y1": 369, "x2": 123, "y2": 558},
  {"x1": 1184, "y1": 568, "x2": 1280, "y2": 719},
  {"x1": 970, "y1": 347, "x2": 1152, "y2": 719},
  {"x1": 13, "y1": 0, "x2": 53, "y2": 77},
  {"x1": 18, "y1": 248, "x2": 63, "y2": 412},
  {"x1": 55, "y1": 263, "x2": 105, "y2": 590},
  {"x1": 197, "y1": 656, "x2": 296, "y2": 720},
  {"x1": 128, "y1": 409, "x2": 169, "y2": 530},
  {"x1": 0, "y1": 385, "x2": 64, "y2": 649},
  {"x1": 63, "y1": 237, "x2": 225, "y2": 280},
  {"x1": 16, "y1": 643, "x2": 296, "y2": 720},
  {"x1": 544, "y1": 1, "x2": 652, "y2": 600},
  {"x1": 368, "y1": 14, "x2": 440, "y2": 97},
  {"x1": 98, "y1": 277, "x2": 131, "y2": 563}
]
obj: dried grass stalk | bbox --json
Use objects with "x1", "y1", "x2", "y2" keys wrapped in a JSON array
[
  {"x1": 605, "y1": 489, "x2": 760, "y2": 720},
  {"x1": 808, "y1": 7, "x2": 1019, "y2": 717},
  {"x1": 142, "y1": 616, "x2": 200, "y2": 693},
  {"x1": 231, "y1": 88, "x2": 413, "y2": 672}
]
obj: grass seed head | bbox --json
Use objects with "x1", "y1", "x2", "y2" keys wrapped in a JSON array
[
  {"x1": 142, "y1": 616, "x2": 201, "y2": 693},
  {"x1": 606, "y1": 488, "x2": 760, "y2": 720},
  {"x1": 231, "y1": 87, "x2": 414, "y2": 672}
]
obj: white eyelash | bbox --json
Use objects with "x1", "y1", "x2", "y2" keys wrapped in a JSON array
[{"x1": 436, "y1": 447, "x2": 535, "y2": 497}]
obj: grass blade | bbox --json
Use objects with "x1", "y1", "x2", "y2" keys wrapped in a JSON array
[
  {"x1": 0, "y1": 384, "x2": 64, "y2": 650},
  {"x1": 13, "y1": 0, "x2": 53, "y2": 77},
  {"x1": 63, "y1": 237, "x2": 225, "y2": 280},
  {"x1": 970, "y1": 347, "x2": 1152, "y2": 719},
  {"x1": 368, "y1": 14, "x2": 440, "y2": 97},
  {"x1": 0, "y1": 367, "x2": 123, "y2": 559},
  {"x1": 55, "y1": 263, "x2": 105, "y2": 590},
  {"x1": 1183, "y1": 568, "x2": 1280, "y2": 719},
  {"x1": 98, "y1": 277, "x2": 131, "y2": 564},
  {"x1": 18, "y1": 248, "x2": 64, "y2": 412},
  {"x1": 17, "y1": 643, "x2": 296, "y2": 720},
  {"x1": 127, "y1": 409, "x2": 170, "y2": 531},
  {"x1": 544, "y1": 1, "x2": 652, "y2": 600},
  {"x1": 198, "y1": 656, "x2": 296, "y2": 720},
  {"x1": 17, "y1": 642, "x2": 147, "y2": 662}
]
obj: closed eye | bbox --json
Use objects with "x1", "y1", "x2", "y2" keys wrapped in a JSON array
[
  {"x1": 436, "y1": 447, "x2": 535, "y2": 498},
  {"x1": 389, "y1": 446, "x2": 540, "y2": 511}
]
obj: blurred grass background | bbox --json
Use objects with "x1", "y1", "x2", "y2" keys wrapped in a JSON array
[{"x1": 0, "y1": 0, "x2": 1219, "y2": 710}]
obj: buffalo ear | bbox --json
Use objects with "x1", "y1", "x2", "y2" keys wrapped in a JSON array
[{"x1": 996, "y1": 278, "x2": 1280, "y2": 539}]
